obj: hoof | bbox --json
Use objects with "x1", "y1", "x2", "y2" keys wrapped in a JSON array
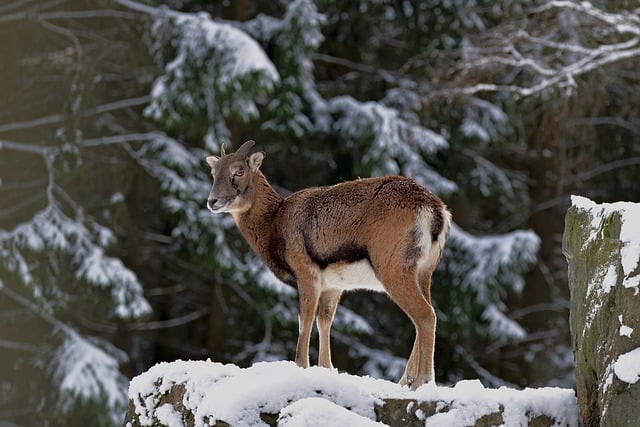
[
  {"x1": 399, "y1": 375, "x2": 415, "y2": 388},
  {"x1": 401, "y1": 375, "x2": 434, "y2": 391}
]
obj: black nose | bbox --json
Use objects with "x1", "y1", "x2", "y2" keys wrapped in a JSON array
[{"x1": 207, "y1": 198, "x2": 217, "y2": 209}]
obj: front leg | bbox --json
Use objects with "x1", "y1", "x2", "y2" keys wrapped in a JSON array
[{"x1": 294, "y1": 286, "x2": 320, "y2": 368}]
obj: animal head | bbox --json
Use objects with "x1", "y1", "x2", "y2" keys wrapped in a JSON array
[{"x1": 205, "y1": 140, "x2": 265, "y2": 214}]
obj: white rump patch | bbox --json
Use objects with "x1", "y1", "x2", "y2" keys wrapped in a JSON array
[
  {"x1": 320, "y1": 260, "x2": 385, "y2": 292},
  {"x1": 415, "y1": 207, "x2": 449, "y2": 276}
]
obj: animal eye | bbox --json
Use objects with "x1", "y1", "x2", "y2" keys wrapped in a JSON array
[{"x1": 234, "y1": 169, "x2": 244, "y2": 177}]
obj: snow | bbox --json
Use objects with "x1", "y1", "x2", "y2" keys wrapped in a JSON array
[
  {"x1": 613, "y1": 347, "x2": 640, "y2": 384},
  {"x1": 602, "y1": 362, "x2": 615, "y2": 396},
  {"x1": 450, "y1": 224, "x2": 540, "y2": 298},
  {"x1": 571, "y1": 195, "x2": 640, "y2": 295},
  {"x1": 156, "y1": 404, "x2": 185, "y2": 427},
  {"x1": 461, "y1": 97, "x2": 510, "y2": 144},
  {"x1": 129, "y1": 360, "x2": 579, "y2": 426},
  {"x1": 169, "y1": 12, "x2": 279, "y2": 86},
  {"x1": 190, "y1": 14, "x2": 279, "y2": 86},
  {"x1": 620, "y1": 325, "x2": 634, "y2": 337},
  {"x1": 571, "y1": 196, "x2": 640, "y2": 333},
  {"x1": 618, "y1": 315, "x2": 634, "y2": 337},
  {"x1": 323, "y1": 95, "x2": 456, "y2": 196},
  {"x1": 461, "y1": 118, "x2": 490, "y2": 142},
  {"x1": 335, "y1": 306, "x2": 375, "y2": 335},
  {"x1": 570, "y1": 196, "x2": 640, "y2": 395},
  {"x1": 54, "y1": 331, "x2": 129, "y2": 425},
  {"x1": 145, "y1": 8, "x2": 280, "y2": 151},
  {"x1": 279, "y1": 397, "x2": 385, "y2": 427},
  {"x1": 0, "y1": 204, "x2": 151, "y2": 319},
  {"x1": 482, "y1": 304, "x2": 526, "y2": 341},
  {"x1": 470, "y1": 155, "x2": 515, "y2": 200}
]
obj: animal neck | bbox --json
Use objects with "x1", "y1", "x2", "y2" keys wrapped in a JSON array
[{"x1": 232, "y1": 171, "x2": 283, "y2": 250}]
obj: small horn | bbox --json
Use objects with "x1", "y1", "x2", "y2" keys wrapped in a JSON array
[
  {"x1": 220, "y1": 143, "x2": 227, "y2": 157},
  {"x1": 235, "y1": 140, "x2": 255, "y2": 157}
]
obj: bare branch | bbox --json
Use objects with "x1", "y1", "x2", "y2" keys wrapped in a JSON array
[
  {"x1": 0, "y1": 337, "x2": 39, "y2": 352},
  {"x1": 0, "y1": 281, "x2": 68, "y2": 333},
  {"x1": 0, "y1": 113, "x2": 65, "y2": 134},
  {"x1": 0, "y1": 0, "x2": 64, "y2": 23},
  {"x1": 81, "y1": 132, "x2": 157, "y2": 148},
  {"x1": 39, "y1": 9, "x2": 140, "y2": 21},
  {"x1": 0, "y1": 1, "x2": 145, "y2": 22},
  {"x1": 126, "y1": 307, "x2": 210, "y2": 331},
  {"x1": 0, "y1": 96, "x2": 149, "y2": 134},
  {"x1": 455, "y1": 345, "x2": 518, "y2": 388},
  {"x1": 0, "y1": 190, "x2": 45, "y2": 221},
  {"x1": 0, "y1": 138, "x2": 51, "y2": 155},
  {"x1": 313, "y1": 52, "x2": 392, "y2": 75},
  {"x1": 0, "y1": 0, "x2": 31, "y2": 14},
  {"x1": 566, "y1": 116, "x2": 640, "y2": 135},
  {"x1": 534, "y1": 1, "x2": 640, "y2": 36},
  {"x1": 92, "y1": 95, "x2": 151, "y2": 115},
  {"x1": 440, "y1": 2, "x2": 640, "y2": 97},
  {"x1": 575, "y1": 157, "x2": 640, "y2": 182},
  {"x1": 112, "y1": 0, "x2": 162, "y2": 16},
  {"x1": 454, "y1": 42, "x2": 640, "y2": 97},
  {"x1": 37, "y1": 17, "x2": 84, "y2": 116}
]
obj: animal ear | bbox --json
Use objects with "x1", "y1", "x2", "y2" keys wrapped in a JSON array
[
  {"x1": 205, "y1": 156, "x2": 219, "y2": 169},
  {"x1": 248, "y1": 151, "x2": 265, "y2": 172}
]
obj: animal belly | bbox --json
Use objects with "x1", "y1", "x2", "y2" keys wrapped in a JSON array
[{"x1": 320, "y1": 259, "x2": 385, "y2": 292}]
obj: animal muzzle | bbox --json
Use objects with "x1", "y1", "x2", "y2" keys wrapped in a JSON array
[{"x1": 207, "y1": 197, "x2": 227, "y2": 213}]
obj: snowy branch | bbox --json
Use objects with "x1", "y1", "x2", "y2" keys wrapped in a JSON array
[
  {"x1": 321, "y1": 95, "x2": 455, "y2": 195},
  {"x1": 533, "y1": 1, "x2": 640, "y2": 36},
  {"x1": 441, "y1": 1, "x2": 640, "y2": 97},
  {"x1": 0, "y1": 203, "x2": 152, "y2": 319}
]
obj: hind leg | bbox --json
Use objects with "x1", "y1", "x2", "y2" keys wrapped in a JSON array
[
  {"x1": 401, "y1": 335, "x2": 420, "y2": 386},
  {"x1": 379, "y1": 268, "x2": 437, "y2": 389}
]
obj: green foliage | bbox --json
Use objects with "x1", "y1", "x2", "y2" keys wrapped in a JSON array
[
  {"x1": 135, "y1": 0, "x2": 548, "y2": 387},
  {"x1": 2, "y1": 0, "x2": 638, "y2": 424},
  {"x1": 45, "y1": 391, "x2": 120, "y2": 427},
  {"x1": 145, "y1": 8, "x2": 279, "y2": 147}
]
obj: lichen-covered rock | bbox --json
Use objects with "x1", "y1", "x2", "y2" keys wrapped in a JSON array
[
  {"x1": 563, "y1": 196, "x2": 640, "y2": 426},
  {"x1": 122, "y1": 360, "x2": 577, "y2": 426}
]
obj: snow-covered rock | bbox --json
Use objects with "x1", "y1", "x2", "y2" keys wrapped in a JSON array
[
  {"x1": 123, "y1": 360, "x2": 578, "y2": 426},
  {"x1": 563, "y1": 196, "x2": 640, "y2": 426}
]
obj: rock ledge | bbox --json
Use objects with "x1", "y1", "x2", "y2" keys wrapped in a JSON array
[{"x1": 124, "y1": 360, "x2": 577, "y2": 426}]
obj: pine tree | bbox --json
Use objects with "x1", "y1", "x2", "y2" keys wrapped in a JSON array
[
  {"x1": 137, "y1": 0, "x2": 542, "y2": 385},
  {"x1": 0, "y1": 1, "x2": 153, "y2": 423},
  {"x1": 7, "y1": 2, "x2": 634, "y2": 422},
  {"x1": 0, "y1": 143, "x2": 150, "y2": 424}
]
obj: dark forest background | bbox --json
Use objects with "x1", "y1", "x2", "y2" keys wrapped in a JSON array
[{"x1": 1, "y1": 0, "x2": 639, "y2": 425}]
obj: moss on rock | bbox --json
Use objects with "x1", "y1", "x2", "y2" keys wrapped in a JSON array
[{"x1": 563, "y1": 196, "x2": 640, "y2": 427}]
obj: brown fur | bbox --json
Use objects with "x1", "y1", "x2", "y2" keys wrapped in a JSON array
[{"x1": 206, "y1": 140, "x2": 451, "y2": 389}]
